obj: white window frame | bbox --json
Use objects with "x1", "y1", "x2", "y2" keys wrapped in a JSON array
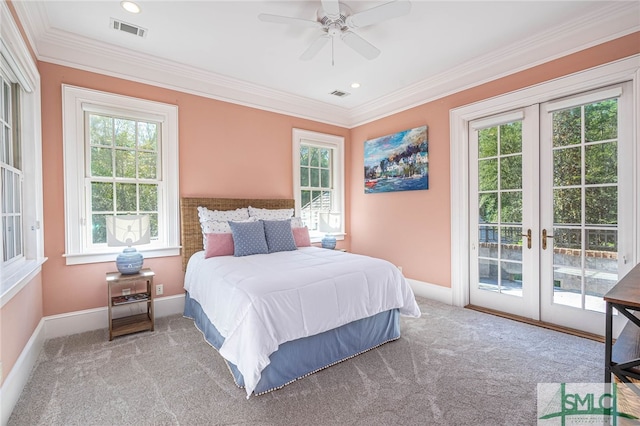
[
  {"x1": 62, "y1": 85, "x2": 179, "y2": 265},
  {"x1": 1, "y1": 1, "x2": 46, "y2": 307},
  {"x1": 292, "y1": 128, "x2": 345, "y2": 242}
]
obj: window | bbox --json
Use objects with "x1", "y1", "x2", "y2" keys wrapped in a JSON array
[
  {"x1": 1, "y1": 73, "x2": 22, "y2": 265},
  {"x1": 86, "y1": 113, "x2": 160, "y2": 246},
  {"x1": 292, "y1": 129, "x2": 344, "y2": 241},
  {"x1": 1, "y1": 1, "x2": 45, "y2": 305},
  {"x1": 63, "y1": 86, "x2": 179, "y2": 265}
]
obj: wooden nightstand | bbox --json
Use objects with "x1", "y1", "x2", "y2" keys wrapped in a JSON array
[{"x1": 107, "y1": 268, "x2": 155, "y2": 340}]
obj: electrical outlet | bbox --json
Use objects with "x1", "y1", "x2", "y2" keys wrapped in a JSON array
[
  {"x1": 122, "y1": 288, "x2": 131, "y2": 296},
  {"x1": 156, "y1": 284, "x2": 163, "y2": 296}
]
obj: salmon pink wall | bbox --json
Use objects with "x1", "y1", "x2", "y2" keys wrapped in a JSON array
[
  {"x1": 39, "y1": 62, "x2": 350, "y2": 316},
  {"x1": 349, "y1": 32, "x2": 640, "y2": 288},
  {"x1": 36, "y1": 32, "x2": 640, "y2": 315},
  {"x1": 0, "y1": 275, "x2": 43, "y2": 387}
]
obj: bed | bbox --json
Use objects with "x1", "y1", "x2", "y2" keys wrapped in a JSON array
[{"x1": 180, "y1": 197, "x2": 421, "y2": 397}]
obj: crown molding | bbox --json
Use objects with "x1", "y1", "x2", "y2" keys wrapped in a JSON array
[
  {"x1": 348, "y1": 1, "x2": 640, "y2": 127},
  {"x1": 12, "y1": 0, "x2": 352, "y2": 128},
  {"x1": 12, "y1": 0, "x2": 351, "y2": 127},
  {"x1": 38, "y1": 27, "x2": 353, "y2": 127},
  {"x1": 7, "y1": 0, "x2": 46, "y2": 54},
  {"x1": 1, "y1": 1, "x2": 39, "y2": 91},
  {"x1": 11, "y1": 1, "x2": 640, "y2": 129}
]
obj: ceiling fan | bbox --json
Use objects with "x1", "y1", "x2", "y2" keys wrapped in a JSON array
[{"x1": 258, "y1": 0, "x2": 411, "y2": 63}]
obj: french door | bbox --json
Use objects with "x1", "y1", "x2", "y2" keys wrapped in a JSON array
[
  {"x1": 469, "y1": 106, "x2": 539, "y2": 319},
  {"x1": 469, "y1": 83, "x2": 633, "y2": 336}
]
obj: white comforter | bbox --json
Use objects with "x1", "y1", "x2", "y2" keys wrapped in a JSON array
[{"x1": 184, "y1": 247, "x2": 421, "y2": 397}]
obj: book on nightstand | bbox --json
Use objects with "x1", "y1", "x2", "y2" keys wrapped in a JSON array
[{"x1": 112, "y1": 293, "x2": 149, "y2": 305}]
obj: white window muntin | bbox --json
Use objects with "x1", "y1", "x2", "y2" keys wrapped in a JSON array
[
  {"x1": 1, "y1": 70, "x2": 24, "y2": 267},
  {"x1": 63, "y1": 85, "x2": 179, "y2": 265},
  {"x1": 300, "y1": 140, "x2": 334, "y2": 232}
]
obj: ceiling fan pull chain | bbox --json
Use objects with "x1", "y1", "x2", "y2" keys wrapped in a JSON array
[{"x1": 331, "y1": 36, "x2": 335, "y2": 67}]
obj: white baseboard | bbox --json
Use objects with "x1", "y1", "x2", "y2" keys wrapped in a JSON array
[
  {"x1": 0, "y1": 318, "x2": 45, "y2": 426},
  {"x1": 45, "y1": 294, "x2": 186, "y2": 339},
  {"x1": 407, "y1": 278, "x2": 452, "y2": 305},
  {"x1": 0, "y1": 294, "x2": 185, "y2": 423},
  {"x1": 153, "y1": 293, "x2": 186, "y2": 318}
]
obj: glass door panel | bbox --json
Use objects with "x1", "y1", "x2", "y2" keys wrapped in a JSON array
[
  {"x1": 549, "y1": 97, "x2": 619, "y2": 312},
  {"x1": 477, "y1": 121, "x2": 524, "y2": 297}
]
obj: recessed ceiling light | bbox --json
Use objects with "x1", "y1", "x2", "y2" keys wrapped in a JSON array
[
  {"x1": 351, "y1": 82, "x2": 361, "y2": 89},
  {"x1": 121, "y1": 1, "x2": 141, "y2": 14}
]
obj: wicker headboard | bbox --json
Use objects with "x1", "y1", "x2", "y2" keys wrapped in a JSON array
[{"x1": 180, "y1": 197, "x2": 296, "y2": 270}]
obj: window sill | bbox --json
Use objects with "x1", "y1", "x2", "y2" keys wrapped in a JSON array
[
  {"x1": 63, "y1": 246, "x2": 181, "y2": 266},
  {"x1": 1, "y1": 257, "x2": 48, "y2": 308},
  {"x1": 309, "y1": 233, "x2": 346, "y2": 244}
]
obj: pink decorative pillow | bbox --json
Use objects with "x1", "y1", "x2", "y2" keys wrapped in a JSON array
[
  {"x1": 204, "y1": 233, "x2": 234, "y2": 258},
  {"x1": 292, "y1": 226, "x2": 311, "y2": 247}
]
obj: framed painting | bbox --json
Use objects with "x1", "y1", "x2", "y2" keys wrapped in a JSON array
[{"x1": 364, "y1": 125, "x2": 428, "y2": 193}]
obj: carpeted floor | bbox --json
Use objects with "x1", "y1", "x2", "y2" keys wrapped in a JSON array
[{"x1": 8, "y1": 297, "x2": 603, "y2": 425}]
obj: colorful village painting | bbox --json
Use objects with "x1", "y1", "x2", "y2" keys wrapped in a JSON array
[{"x1": 364, "y1": 125, "x2": 428, "y2": 194}]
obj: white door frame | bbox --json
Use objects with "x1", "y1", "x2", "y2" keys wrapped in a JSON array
[{"x1": 450, "y1": 56, "x2": 640, "y2": 312}]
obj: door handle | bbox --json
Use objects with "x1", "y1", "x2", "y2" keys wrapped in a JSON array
[
  {"x1": 542, "y1": 228, "x2": 554, "y2": 250},
  {"x1": 521, "y1": 229, "x2": 532, "y2": 249}
]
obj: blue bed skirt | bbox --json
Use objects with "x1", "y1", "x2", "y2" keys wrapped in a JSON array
[{"x1": 183, "y1": 291, "x2": 401, "y2": 395}]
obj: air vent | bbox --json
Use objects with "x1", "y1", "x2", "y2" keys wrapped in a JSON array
[
  {"x1": 110, "y1": 18, "x2": 147, "y2": 38},
  {"x1": 329, "y1": 90, "x2": 350, "y2": 98}
]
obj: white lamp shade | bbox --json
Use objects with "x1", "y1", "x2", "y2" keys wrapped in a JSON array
[
  {"x1": 106, "y1": 215, "x2": 150, "y2": 247},
  {"x1": 318, "y1": 212, "x2": 341, "y2": 234}
]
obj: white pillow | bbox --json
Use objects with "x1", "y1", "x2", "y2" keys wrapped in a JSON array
[
  {"x1": 201, "y1": 216, "x2": 258, "y2": 234},
  {"x1": 201, "y1": 220, "x2": 233, "y2": 235},
  {"x1": 248, "y1": 206, "x2": 294, "y2": 221},
  {"x1": 197, "y1": 206, "x2": 249, "y2": 223},
  {"x1": 197, "y1": 206, "x2": 253, "y2": 249},
  {"x1": 290, "y1": 217, "x2": 304, "y2": 228}
]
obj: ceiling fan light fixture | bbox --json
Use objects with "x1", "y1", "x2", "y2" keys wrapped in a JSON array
[
  {"x1": 259, "y1": 0, "x2": 411, "y2": 63},
  {"x1": 121, "y1": 1, "x2": 141, "y2": 14}
]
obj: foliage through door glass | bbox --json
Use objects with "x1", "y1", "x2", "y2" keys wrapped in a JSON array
[
  {"x1": 477, "y1": 120, "x2": 524, "y2": 296},
  {"x1": 551, "y1": 98, "x2": 618, "y2": 312}
]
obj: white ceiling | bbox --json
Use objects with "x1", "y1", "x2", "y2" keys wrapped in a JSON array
[{"x1": 12, "y1": 0, "x2": 640, "y2": 127}]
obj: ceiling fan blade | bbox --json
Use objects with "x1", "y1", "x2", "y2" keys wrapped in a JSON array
[
  {"x1": 258, "y1": 13, "x2": 322, "y2": 29},
  {"x1": 341, "y1": 31, "x2": 380, "y2": 60},
  {"x1": 321, "y1": 0, "x2": 341, "y2": 19},
  {"x1": 300, "y1": 35, "x2": 330, "y2": 61},
  {"x1": 346, "y1": 0, "x2": 411, "y2": 29}
]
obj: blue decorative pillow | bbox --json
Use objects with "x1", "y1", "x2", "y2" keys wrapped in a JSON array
[
  {"x1": 263, "y1": 219, "x2": 297, "y2": 253},
  {"x1": 228, "y1": 220, "x2": 269, "y2": 257}
]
